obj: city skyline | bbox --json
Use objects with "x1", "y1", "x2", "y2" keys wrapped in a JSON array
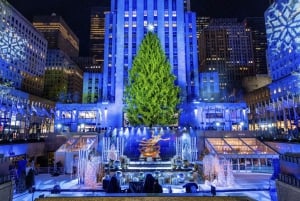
[{"x1": 8, "y1": 0, "x2": 271, "y2": 56}]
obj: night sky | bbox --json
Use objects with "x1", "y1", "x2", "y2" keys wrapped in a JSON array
[{"x1": 8, "y1": 0, "x2": 271, "y2": 56}]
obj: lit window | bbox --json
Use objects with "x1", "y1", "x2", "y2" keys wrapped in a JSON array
[{"x1": 132, "y1": 11, "x2": 137, "y2": 17}]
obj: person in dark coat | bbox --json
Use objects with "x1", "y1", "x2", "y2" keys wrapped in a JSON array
[
  {"x1": 211, "y1": 176, "x2": 217, "y2": 196},
  {"x1": 26, "y1": 168, "x2": 35, "y2": 193},
  {"x1": 142, "y1": 174, "x2": 155, "y2": 193},
  {"x1": 106, "y1": 175, "x2": 121, "y2": 193},
  {"x1": 153, "y1": 179, "x2": 163, "y2": 193},
  {"x1": 183, "y1": 182, "x2": 198, "y2": 193}
]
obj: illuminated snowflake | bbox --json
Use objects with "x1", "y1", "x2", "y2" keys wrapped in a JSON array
[
  {"x1": 266, "y1": 0, "x2": 300, "y2": 52},
  {"x1": 0, "y1": 28, "x2": 27, "y2": 62}
]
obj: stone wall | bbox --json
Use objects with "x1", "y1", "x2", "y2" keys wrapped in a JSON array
[
  {"x1": 35, "y1": 195, "x2": 255, "y2": 201},
  {"x1": 276, "y1": 180, "x2": 300, "y2": 201},
  {"x1": 0, "y1": 181, "x2": 14, "y2": 201}
]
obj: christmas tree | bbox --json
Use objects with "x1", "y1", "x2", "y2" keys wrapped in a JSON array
[{"x1": 124, "y1": 31, "x2": 180, "y2": 126}]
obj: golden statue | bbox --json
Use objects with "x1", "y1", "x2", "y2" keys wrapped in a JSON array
[{"x1": 139, "y1": 132, "x2": 170, "y2": 159}]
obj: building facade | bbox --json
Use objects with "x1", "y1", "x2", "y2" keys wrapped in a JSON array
[
  {"x1": 98, "y1": 0, "x2": 199, "y2": 126},
  {"x1": 0, "y1": 0, "x2": 47, "y2": 97},
  {"x1": 43, "y1": 50, "x2": 83, "y2": 103},
  {"x1": 89, "y1": 6, "x2": 110, "y2": 69},
  {"x1": 32, "y1": 14, "x2": 79, "y2": 58},
  {"x1": 196, "y1": 16, "x2": 210, "y2": 38},
  {"x1": 82, "y1": 72, "x2": 103, "y2": 104},
  {"x1": 199, "y1": 72, "x2": 220, "y2": 102},
  {"x1": 199, "y1": 18, "x2": 255, "y2": 102},
  {"x1": 0, "y1": 84, "x2": 55, "y2": 141},
  {"x1": 243, "y1": 17, "x2": 268, "y2": 75},
  {"x1": 33, "y1": 14, "x2": 83, "y2": 103},
  {"x1": 246, "y1": 0, "x2": 300, "y2": 135},
  {"x1": 54, "y1": 0, "x2": 248, "y2": 131}
]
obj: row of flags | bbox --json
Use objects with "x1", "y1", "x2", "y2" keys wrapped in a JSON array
[
  {"x1": 1, "y1": 99, "x2": 54, "y2": 117},
  {"x1": 255, "y1": 95, "x2": 299, "y2": 114}
]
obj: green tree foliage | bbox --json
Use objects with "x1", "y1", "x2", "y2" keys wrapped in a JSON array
[{"x1": 124, "y1": 32, "x2": 180, "y2": 126}]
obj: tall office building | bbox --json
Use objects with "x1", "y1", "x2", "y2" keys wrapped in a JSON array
[
  {"x1": 44, "y1": 50, "x2": 83, "y2": 103},
  {"x1": 242, "y1": 17, "x2": 269, "y2": 115},
  {"x1": 33, "y1": 14, "x2": 79, "y2": 57},
  {"x1": 103, "y1": 0, "x2": 199, "y2": 102},
  {"x1": 100, "y1": 0, "x2": 199, "y2": 125},
  {"x1": 196, "y1": 16, "x2": 210, "y2": 38},
  {"x1": 183, "y1": 0, "x2": 191, "y2": 11},
  {"x1": 33, "y1": 14, "x2": 83, "y2": 103},
  {"x1": 243, "y1": 17, "x2": 268, "y2": 75},
  {"x1": 198, "y1": 18, "x2": 255, "y2": 102},
  {"x1": 0, "y1": 0, "x2": 47, "y2": 96},
  {"x1": 89, "y1": 6, "x2": 110, "y2": 71},
  {"x1": 55, "y1": 0, "x2": 248, "y2": 131}
]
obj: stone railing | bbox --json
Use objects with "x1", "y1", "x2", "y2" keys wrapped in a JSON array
[
  {"x1": 278, "y1": 173, "x2": 300, "y2": 188},
  {"x1": 0, "y1": 180, "x2": 14, "y2": 201},
  {"x1": 35, "y1": 195, "x2": 255, "y2": 201}
]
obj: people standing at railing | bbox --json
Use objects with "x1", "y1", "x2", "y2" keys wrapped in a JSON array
[
  {"x1": 142, "y1": 174, "x2": 155, "y2": 193},
  {"x1": 16, "y1": 157, "x2": 27, "y2": 193},
  {"x1": 183, "y1": 182, "x2": 198, "y2": 193},
  {"x1": 210, "y1": 175, "x2": 217, "y2": 196},
  {"x1": 9, "y1": 164, "x2": 18, "y2": 192},
  {"x1": 106, "y1": 174, "x2": 121, "y2": 193},
  {"x1": 26, "y1": 167, "x2": 35, "y2": 193},
  {"x1": 153, "y1": 179, "x2": 163, "y2": 193}
]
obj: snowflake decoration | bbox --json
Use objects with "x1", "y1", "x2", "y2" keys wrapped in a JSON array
[
  {"x1": 266, "y1": 0, "x2": 300, "y2": 52},
  {"x1": 0, "y1": 28, "x2": 27, "y2": 62}
]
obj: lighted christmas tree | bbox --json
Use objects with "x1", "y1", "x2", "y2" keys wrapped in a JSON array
[{"x1": 124, "y1": 31, "x2": 180, "y2": 126}]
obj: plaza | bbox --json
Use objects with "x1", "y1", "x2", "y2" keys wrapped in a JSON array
[
  {"x1": 13, "y1": 172, "x2": 274, "y2": 201},
  {"x1": 7, "y1": 128, "x2": 279, "y2": 201},
  {"x1": 1, "y1": 0, "x2": 300, "y2": 200}
]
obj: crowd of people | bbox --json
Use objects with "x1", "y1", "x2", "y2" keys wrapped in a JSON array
[
  {"x1": 9, "y1": 156, "x2": 36, "y2": 193},
  {"x1": 104, "y1": 171, "x2": 217, "y2": 195},
  {"x1": 104, "y1": 172, "x2": 163, "y2": 193}
]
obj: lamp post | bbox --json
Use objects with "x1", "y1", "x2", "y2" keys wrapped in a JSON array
[
  {"x1": 239, "y1": 122, "x2": 244, "y2": 131},
  {"x1": 104, "y1": 107, "x2": 108, "y2": 127},
  {"x1": 0, "y1": 84, "x2": 11, "y2": 140},
  {"x1": 194, "y1": 108, "x2": 198, "y2": 128}
]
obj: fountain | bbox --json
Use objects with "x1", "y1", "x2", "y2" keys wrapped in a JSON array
[
  {"x1": 226, "y1": 160, "x2": 234, "y2": 186},
  {"x1": 56, "y1": 126, "x2": 201, "y2": 189},
  {"x1": 202, "y1": 154, "x2": 234, "y2": 186},
  {"x1": 84, "y1": 156, "x2": 102, "y2": 187}
]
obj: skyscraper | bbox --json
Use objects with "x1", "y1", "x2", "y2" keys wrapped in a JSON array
[
  {"x1": 198, "y1": 18, "x2": 255, "y2": 102},
  {"x1": 99, "y1": 0, "x2": 199, "y2": 126},
  {"x1": 55, "y1": 0, "x2": 248, "y2": 131},
  {"x1": 196, "y1": 16, "x2": 211, "y2": 38},
  {"x1": 243, "y1": 17, "x2": 268, "y2": 75},
  {"x1": 102, "y1": 0, "x2": 199, "y2": 102},
  {"x1": 33, "y1": 14, "x2": 83, "y2": 103},
  {"x1": 33, "y1": 14, "x2": 79, "y2": 58},
  {"x1": 89, "y1": 6, "x2": 110, "y2": 71}
]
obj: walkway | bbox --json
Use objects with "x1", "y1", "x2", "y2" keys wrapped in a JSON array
[{"x1": 13, "y1": 172, "x2": 276, "y2": 201}]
